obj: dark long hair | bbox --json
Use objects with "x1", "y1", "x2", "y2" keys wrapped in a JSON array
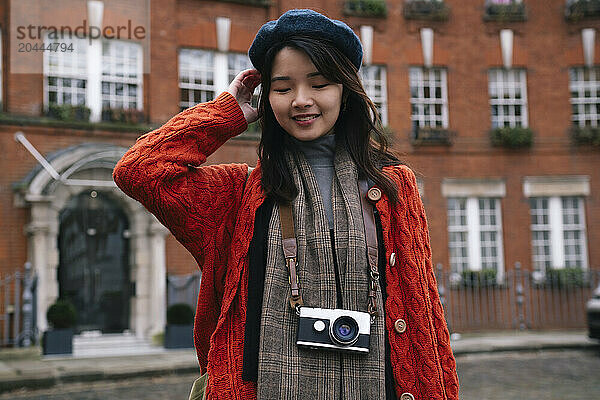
[{"x1": 257, "y1": 34, "x2": 402, "y2": 204}]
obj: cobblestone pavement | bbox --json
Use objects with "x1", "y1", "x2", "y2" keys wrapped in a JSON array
[
  {"x1": 457, "y1": 349, "x2": 600, "y2": 400},
  {"x1": 0, "y1": 373, "x2": 197, "y2": 400},
  {"x1": 1, "y1": 349, "x2": 599, "y2": 399}
]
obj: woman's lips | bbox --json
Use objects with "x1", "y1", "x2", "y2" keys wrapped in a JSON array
[{"x1": 292, "y1": 114, "x2": 320, "y2": 126}]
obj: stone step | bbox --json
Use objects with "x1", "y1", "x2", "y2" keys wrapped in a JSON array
[{"x1": 71, "y1": 333, "x2": 166, "y2": 358}]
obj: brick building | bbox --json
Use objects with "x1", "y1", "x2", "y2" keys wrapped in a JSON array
[{"x1": 0, "y1": 0, "x2": 599, "y2": 345}]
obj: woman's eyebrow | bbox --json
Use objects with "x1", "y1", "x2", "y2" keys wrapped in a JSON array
[{"x1": 271, "y1": 72, "x2": 323, "y2": 82}]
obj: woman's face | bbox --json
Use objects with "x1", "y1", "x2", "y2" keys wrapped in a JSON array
[{"x1": 268, "y1": 47, "x2": 343, "y2": 141}]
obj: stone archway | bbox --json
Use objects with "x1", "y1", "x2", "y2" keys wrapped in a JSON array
[{"x1": 14, "y1": 143, "x2": 168, "y2": 340}]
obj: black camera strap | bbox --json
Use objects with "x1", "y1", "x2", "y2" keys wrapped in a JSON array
[{"x1": 279, "y1": 180, "x2": 379, "y2": 321}]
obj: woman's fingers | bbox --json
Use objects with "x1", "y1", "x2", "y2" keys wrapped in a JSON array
[{"x1": 226, "y1": 69, "x2": 261, "y2": 124}]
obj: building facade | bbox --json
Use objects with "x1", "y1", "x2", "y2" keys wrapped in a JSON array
[{"x1": 0, "y1": 0, "x2": 599, "y2": 343}]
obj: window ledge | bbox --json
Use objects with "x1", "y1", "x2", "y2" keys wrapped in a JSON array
[{"x1": 0, "y1": 112, "x2": 157, "y2": 134}]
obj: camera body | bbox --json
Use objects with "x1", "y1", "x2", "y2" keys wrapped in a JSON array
[{"x1": 296, "y1": 307, "x2": 370, "y2": 353}]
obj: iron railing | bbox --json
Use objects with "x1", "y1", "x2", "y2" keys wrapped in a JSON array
[
  {"x1": 0, "y1": 262, "x2": 36, "y2": 346},
  {"x1": 436, "y1": 262, "x2": 600, "y2": 332}
]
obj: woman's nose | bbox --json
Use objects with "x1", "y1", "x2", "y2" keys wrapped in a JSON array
[{"x1": 292, "y1": 87, "x2": 314, "y2": 108}]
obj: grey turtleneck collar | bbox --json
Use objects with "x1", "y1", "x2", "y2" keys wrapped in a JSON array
[{"x1": 291, "y1": 134, "x2": 336, "y2": 228}]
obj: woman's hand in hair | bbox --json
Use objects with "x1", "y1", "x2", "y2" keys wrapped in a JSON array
[{"x1": 227, "y1": 69, "x2": 261, "y2": 124}]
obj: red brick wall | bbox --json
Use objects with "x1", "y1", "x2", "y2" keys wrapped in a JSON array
[{"x1": 0, "y1": 0, "x2": 599, "y2": 281}]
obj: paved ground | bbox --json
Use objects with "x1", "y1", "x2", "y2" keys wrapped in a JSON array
[
  {"x1": 2, "y1": 349, "x2": 599, "y2": 399},
  {"x1": 457, "y1": 349, "x2": 600, "y2": 400},
  {"x1": 0, "y1": 373, "x2": 196, "y2": 399}
]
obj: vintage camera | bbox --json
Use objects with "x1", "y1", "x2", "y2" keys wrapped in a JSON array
[{"x1": 296, "y1": 307, "x2": 370, "y2": 353}]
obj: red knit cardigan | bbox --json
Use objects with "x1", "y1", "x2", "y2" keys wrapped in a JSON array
[{"x1": 113, "y1": 92, "x2": 459, "y2": 400}]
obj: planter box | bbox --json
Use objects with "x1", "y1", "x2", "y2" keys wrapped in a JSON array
[
  {"x1": 411, "y1": 126, "x2": 454, "y2": 146},
  {"x1": 565, "y1": 0, "x2": 600, "y2": 21},
  {"x1": 164, "y1": 324, "x2": 194, "y2": 349},
  {"x1": 42, "y1": 329, "x2": 73, "y2": 355},
  {"x1": 403, "y1": 0, "x2": 450, "y2": 21},
  {"x1": 490, "y1": 126, "x2": 533, "y2": 148},
  {"x1": 483, "y1": 1, "x2": 527, "y2": 22},
  {"x1": 571, "y1": 125, "x2": 600, "y2": 146},
  {"x1": 344, "y1": 0, "x2": 388, "y2": 18}
]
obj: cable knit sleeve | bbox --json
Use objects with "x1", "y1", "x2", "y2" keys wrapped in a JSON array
[
  {"x1": 112, "y1": 91, "x2": 249, "y2": 268},
  {"x1": 399, "y1": 166, "x2": 459, "y2": 400}
]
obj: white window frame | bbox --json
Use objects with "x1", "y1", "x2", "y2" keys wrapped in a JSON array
[
  {"x1": 529, "y1": 196, "x2": 588, "y2": 271},
  {"x1": 409, "y1": 66, "x2": 449, "y2": 128},
  {"x1": 447, "y1": 197, "x2": 504, "y2": 277},
  {"x1": 524, "y1": 176, "x2": 590, "y2": 272},
  {"x1": 43, "y1": 35, "x2": 88, "y2": 107},
  {"x1": 360, "y1": 65, "x2": 389, "y2": 126},
  {"x1": 442, "y1": 179, "x2": 506, "y2": 280},
  {"x1": 101, "y1": 40, "x2": 144, "y2": 110},
  {"x1": 488, "y1": 68, "x2": 528, "y2": 128},
  {"x1": 569, "y1": 66, "x2": 600, "y2": 127},
  {"x1": 43, "y1": 35, "x2": 143, "y2": 120},
  {"x1": 178, "y1": 49, "x2": 257, "y2": 112}
]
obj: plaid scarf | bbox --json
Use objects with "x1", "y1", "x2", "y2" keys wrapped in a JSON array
[{"x1": 257, "y1": 142, "x2": 385, "y2": 400}]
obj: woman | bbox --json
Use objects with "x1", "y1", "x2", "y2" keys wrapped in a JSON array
[{"x1": 114, "y1": 9, "x2": 458, "y2": 400}]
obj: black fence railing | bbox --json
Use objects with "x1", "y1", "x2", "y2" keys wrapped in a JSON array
[{"x1": 436, "y1": 262, "x2": 600, "y2": 332}]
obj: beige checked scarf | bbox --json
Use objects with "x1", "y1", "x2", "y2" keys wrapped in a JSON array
[{"x1": 256, "y1": 142, "x2": 386, "y2": 400}]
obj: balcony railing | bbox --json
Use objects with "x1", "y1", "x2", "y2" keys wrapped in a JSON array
[
  {"x1": 411, "y1": 125, "x2": 454, "y2": 145},
  {"x1": 403, "y1": 0, "x2": 450, "y2": 21},
  {"x1": 344, "y1": 0, "x2": 388, "y2": 17},
  {"x1": 565, "y1": 0, "x2": 600, "y2": 21},
  {"x1": 483, "y1": 0, "x2": 527, "y2": 22}
]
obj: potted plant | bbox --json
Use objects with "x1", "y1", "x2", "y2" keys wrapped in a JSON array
[
  {"x1": 43, "y1": 299, "x2": 77, "y2": 355},
  {"x1": 165, "y1": 303, "x2": 195, "y2": 349}
]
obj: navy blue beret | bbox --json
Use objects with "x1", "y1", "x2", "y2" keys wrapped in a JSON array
[{"x1": 248, "y1": 9, "x2": 363, "y2": 73}]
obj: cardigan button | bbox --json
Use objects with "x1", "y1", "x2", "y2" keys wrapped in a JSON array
[
  {"x1": 389, "y1": 252, "x2": 396, "y2": 267},
  {"x1": 367, "y1": 187, "x2": 382, "y2": 202},
  {"x1": 394, "y1": 318, "x2": 407, "y2": 334},
  {"x1": 400, "y1": 393, "x2": 415, "y2": 400}
]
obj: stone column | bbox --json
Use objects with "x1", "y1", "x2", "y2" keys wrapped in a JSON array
[
  {"x1": 148, "y1": 219, "x2": 169, "y2": 336},
  {"x1": 25, "y1": 196, "x2": 59, "y2": 334}
]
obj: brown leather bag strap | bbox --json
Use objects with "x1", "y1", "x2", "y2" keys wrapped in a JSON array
[
  {"x1": 359, "y1": 180, "x2": 380, "y2": 321},
  {"x1": 279, "y1": 203, "x2": 303, "y2": 312}
]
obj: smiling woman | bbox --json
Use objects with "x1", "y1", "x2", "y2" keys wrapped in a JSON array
[{"x1": 113, "y1": 8, "x2": 459, "y2": 400}]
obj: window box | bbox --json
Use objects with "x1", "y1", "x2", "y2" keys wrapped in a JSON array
[
  {"x1": 403, "y1": 0, "x2": 450, "y2": 21},
  {"x1": 484, "y1": 0, "x2": 527, "y2": 22},
  {"x1": 344, "y1": 0, "x2": 388, "y2": 18},
  {"x1": 101, "y1": 108, "x2": 146, "y2": 124},
  {"x1": 214, "y1": 0, "x2": 270, "y2": 6},
  {"x1": 46, "y1": 104, "x2": 91, "y2": 122},
  {"x1": 461, "y1": 269, "x2": 498, "y2": 287},
  {"x1": 490, "y1": 126, "x2": 533, "y2": 148},
  {"x1": 411, "y1": 125, "x2": 454, "y2": 146},
  {"x1": 545, "y1": 267, "x2": 586, "y2": 288},
  {"x1": 570, "y1": 125, "x2": 600, "y2": 146},
  {"x1": 565, "y1": 0, "x2": 600, "y2": 21}
]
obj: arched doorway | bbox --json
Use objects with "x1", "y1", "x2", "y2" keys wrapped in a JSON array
[{"x1": 58, "y1": 190, "x2": 130, "y2": 333}]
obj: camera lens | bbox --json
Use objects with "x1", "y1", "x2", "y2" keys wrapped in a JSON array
[{"x1": 330, "y1": 316, "x2": 359, "y2": 346}]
